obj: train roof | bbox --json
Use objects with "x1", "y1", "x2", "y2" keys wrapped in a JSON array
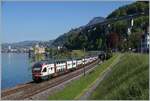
[
  {"x1": 32, "y1": 55, "x2": 97, "y2": 66},
  {"x1": 33, "y1": 60, "x2": 53, "y2": 66}
]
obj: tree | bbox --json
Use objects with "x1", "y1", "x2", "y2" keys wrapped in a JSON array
[
  {"x1": 96, "y1": 38, "x2": 102, "y2": 50},
  {"x1": 128, "y1": 31, "x2": 143, "y2": 49},
  {"x1": 106, "y1": 32, "x2": 120, "y2": 50}
]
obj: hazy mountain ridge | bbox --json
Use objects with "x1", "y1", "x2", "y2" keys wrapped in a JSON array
[{"x1": 2, "y1": 40, "x2": 53, "y2": 49}]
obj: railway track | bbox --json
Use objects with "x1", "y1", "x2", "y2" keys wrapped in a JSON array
[{"x1": 1, "y1": 60, "x2": 99, "y2": 100}]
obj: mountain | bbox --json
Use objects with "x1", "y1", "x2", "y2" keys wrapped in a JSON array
[
  {"x1": 52, "y1": 27, "x2": 84, "y2": 46},
  {"x1": 87, "y1": 17, "x2": 105, "y2": 26},
  {"x1": 52, "y1": 1, "x2": 149, "y2": 51},
  {"x1": 51, "y1": 16, "x2": 105, "y2": 47}
]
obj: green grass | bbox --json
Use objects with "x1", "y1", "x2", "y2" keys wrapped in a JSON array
[
  {"x1": 90, "y1": 53, "x2": 149, "y2": 100},
  {"x1": 48, "y1": 54, "x2": 119, "y2": 100}
]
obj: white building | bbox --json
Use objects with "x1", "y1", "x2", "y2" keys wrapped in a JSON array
[
  {"x1": 141, "y1": 31, "x2": 149, "y2": 53},
  {"x1": 141, "y1": 34, "x2": 149, "y2": 48},
  {"x1": 34, "y1": 44, "x2": 45, "y2": 54},
  {"x1": 57, "y1": 46, "x2": 63, "y2": 50},
  {"x1": 8, "y1": 45, "x2": 11, "y2": 50}
]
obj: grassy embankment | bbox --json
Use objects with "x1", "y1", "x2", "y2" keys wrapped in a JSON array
[
  {"x1": 48, "y1": 53, "x2": 119, "y2": 100},
  {"x1": 90, "y1": 53, "x2": 149, "y2": 100}
]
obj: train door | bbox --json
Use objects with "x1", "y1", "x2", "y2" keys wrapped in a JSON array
[
  {"x1": 41, "y1": 66, "x2": 48, "y2": 77},
  {"x1": 48, "y1": 64, "x2": 55, "y2": 74}
]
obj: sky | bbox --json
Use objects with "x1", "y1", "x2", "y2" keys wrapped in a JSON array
[{"x1": 2, "y1": 1, "x2": 134, "y2": 43}]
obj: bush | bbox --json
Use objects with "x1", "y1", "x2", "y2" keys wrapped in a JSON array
[{"x1": 106, "y1": 49, "x2": 113, "y2": 60}]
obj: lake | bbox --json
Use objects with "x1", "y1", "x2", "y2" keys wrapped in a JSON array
[{"x1": 1, "y1": 53, "x2": 33, "y2": 90}]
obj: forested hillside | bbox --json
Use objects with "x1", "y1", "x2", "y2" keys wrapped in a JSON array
[
  {"x1": 52, "y1": 1, "x2": 149, "y2": 51},
  {"x1": 107, "y1": 1, "x2": 149, "y2": 19}
]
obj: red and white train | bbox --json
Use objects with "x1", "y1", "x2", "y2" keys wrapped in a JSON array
[{"x1": 32, "y1": 56, "x2": 98, "y2": 82}]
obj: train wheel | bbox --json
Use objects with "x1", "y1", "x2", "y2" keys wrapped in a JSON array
[
  {"x1": 47, "y1": 75, "x2": 52, "y2": 80},
  {"x1": 33, "y1": 77, "x2": 42, "y2": 83}
]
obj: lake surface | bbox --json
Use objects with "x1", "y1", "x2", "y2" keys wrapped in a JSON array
[{"x1": 1, "y1": 53, "x2": 33, "y2": 90}]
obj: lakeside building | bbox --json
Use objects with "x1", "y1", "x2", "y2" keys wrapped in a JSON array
[
  {"x1": 141, "y1": 33, "x2": 149, "y2": 53},
  {"x1": 34, "y1": 44, "x2": 45, "y2": 54},
  {"x1": 57, "y1": 46, "x2": 63, "y2": 50},
  {"x1": 8, "y1": 45, "x2": 11, "y2": 50},
  {"x1": 141, "y1": 26, "x2": 149, "y2": 53}
]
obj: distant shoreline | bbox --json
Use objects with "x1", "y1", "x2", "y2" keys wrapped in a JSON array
[{"x1": 1, "y1": 52, "x2": 29, "y2": 53}]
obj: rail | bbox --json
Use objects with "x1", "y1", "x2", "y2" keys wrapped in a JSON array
[{"x1": 2, "y1": 59, "x2": 99, "y2": 100}]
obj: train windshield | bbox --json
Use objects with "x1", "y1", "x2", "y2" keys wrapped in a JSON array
[
  {"x1": 33, "y1": 63, "x2": 42, "y2": 71},
  {"x1": 33, "y1": 68, "x2": 41, "y2": 71}
]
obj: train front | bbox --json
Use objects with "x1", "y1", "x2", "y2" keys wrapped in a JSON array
[{"x1": 32, "y1": 62, "x2": 43, "y2": 82}]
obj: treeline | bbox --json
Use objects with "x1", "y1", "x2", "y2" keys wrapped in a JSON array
[
  {"x1": 107, "y1": 1, "x2": 149, "y2": 19},
  {"x1": 62, "y1": 1, "x2": 149, "y2": 51}
]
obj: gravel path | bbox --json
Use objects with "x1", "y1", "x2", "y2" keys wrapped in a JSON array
[{"x1": 77, "y1": 54, "x2": 122, "y2": 100}]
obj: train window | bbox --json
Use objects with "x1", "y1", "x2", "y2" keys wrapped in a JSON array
[
  {"x1": 42, "y1": 68, "x2": 47, "y2": 72},
  {"x1": 51, "y1": 67, "x2": 52, "y2": 70},
  {"x1": 33, "y1": 63, "x2": 42, "y2": 71}
]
